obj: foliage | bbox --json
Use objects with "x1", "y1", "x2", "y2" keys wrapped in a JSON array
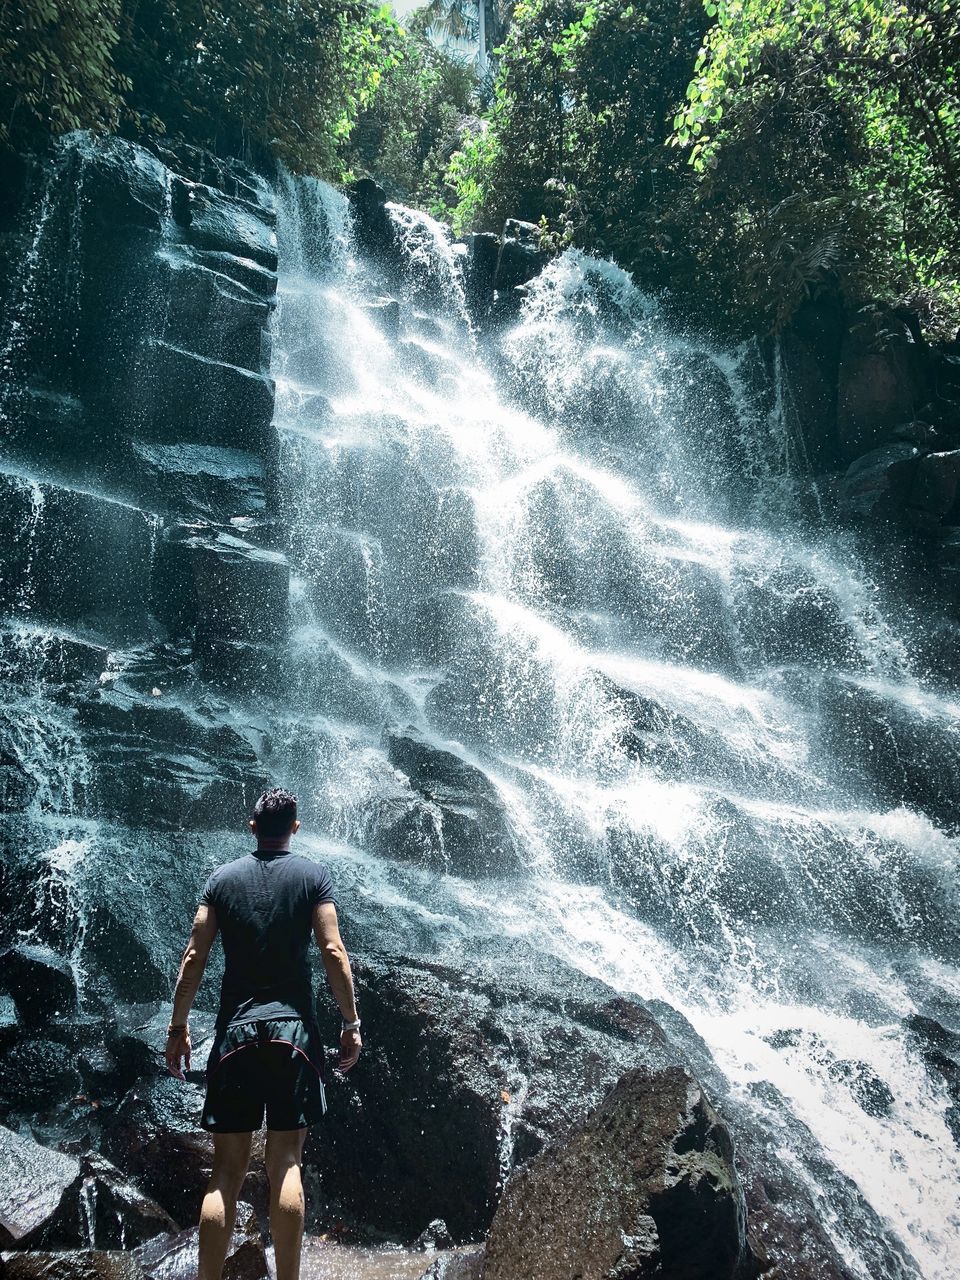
[
  {"x1": 346, "y1": 11, "x2": 478, "y2": 208},
  {"x1": 445, "y1": 0, "x2": 960, "y2": 334},
  {"x1": 1, "y1": 0, "x2": 400, "y2": 176},
  {"x1": 4, "y1": 0, "x2": 958, "y2": 333},
  {"x1": 674, "y1": 0, "x2": 960, "y2": 331},
  {"x1": 114, "y1": 0, "x2": 390, "y2": 174},
  {"x1": 0, "y1": 0, "x2": 129, "y2": 147},
  {"x1": 445, "y1": 0, "x2": 712, "y2": 299}
]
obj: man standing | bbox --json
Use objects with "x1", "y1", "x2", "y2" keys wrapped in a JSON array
[{"x1": 165, "y1": 788, "x2": 361, "y2": 1280}]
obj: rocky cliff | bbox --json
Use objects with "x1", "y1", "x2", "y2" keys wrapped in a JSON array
[{"x1": 779, "y1": 294, "x2": 960, "y2": 655}]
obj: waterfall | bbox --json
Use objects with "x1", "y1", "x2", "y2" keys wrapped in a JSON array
[{"x1": 272, "y1": 175, "x2": 960, "y2": 1279}]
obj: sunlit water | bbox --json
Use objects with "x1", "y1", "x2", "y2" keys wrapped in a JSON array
[
  {"x1": 269, "y1": 171, "x2": 960, "y2": 1279},
  {"x1": 2, "y1": 142, "x2": 957, "y2": 1277}
]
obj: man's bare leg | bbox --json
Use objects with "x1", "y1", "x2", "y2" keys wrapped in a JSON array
[
  {"x1": 199, "y1": 1131, "x2": 253, "y2": 1280},
  {"x1": 265, "y1": 1128, "x2": 307, "y2": 1280}
]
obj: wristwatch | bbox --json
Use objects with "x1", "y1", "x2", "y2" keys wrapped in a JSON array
[{"x1": 342, "y1": 1018, "x2": 361, "y2": 1032}]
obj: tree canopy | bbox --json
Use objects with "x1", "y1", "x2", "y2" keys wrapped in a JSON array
[
  {"x1": 445, "y1": 0, "x2": 960, "y2": 334},
  {"x1": 0, "y1": 0, "x2": 473, "y2": 182},
  {"x1": 2, "y1": 0, "x2": 958, "y2": 334}
]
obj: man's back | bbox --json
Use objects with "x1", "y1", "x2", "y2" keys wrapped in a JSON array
[
  {"x1": 165, "y1": 788, "x2": 360, "y2": 1280},
  {"x1": 202, "y1": 849, "x2": 335, "y2": 1028}
]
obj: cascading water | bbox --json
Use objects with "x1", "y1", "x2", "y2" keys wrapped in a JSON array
[{"x1": 271, "y1": 173, "x2": 960, "y2": 1279}]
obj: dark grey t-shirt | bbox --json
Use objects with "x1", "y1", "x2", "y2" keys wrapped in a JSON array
[{"x1": 201, "y1": 850, "x2": 335, "y2": 1027}]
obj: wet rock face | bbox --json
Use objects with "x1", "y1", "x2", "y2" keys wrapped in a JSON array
[
  {"x1": 0, "y1": 132, "x2": 281, "y2": 899},
  {"x1": 0, "y1": 1127, "x2": 175, "y2": 1251},
  {"x1": 373, "y1": 728, "x2": 524, "y2": 877},
  {"x1": 0, "y1": 1125, "x2": 82, "y2": 1247},
  {"x1": 904, "y1": 1015, "x2": 960, "y2": 1144},
  {"x1": 838, "y1": 444, "x2": 921, "y2": 521},
  {"x1": 1, "y1": 1253, "x2": 146, "y2": 1280},
  {"x1": 0, "y1": 944, "x2": 78, "y2": 1026},
  {"x1": 0, "y1": 1038, "x2": 84, "y2": 1112},
  {"x1": 311, "y1": 946, "x2": 678, "y2": 1243},
  {"x1": 0, "y1": 135, "x2": 283, "y2": 1144},
  {"x1": 482, "y1": 1065, "x2": 755, "y2": 1280},
  {"x1": 99, "y1": 1063, "x2": 270, "y2": 1232},
  {"x1": 778, "y1": 295, "x2": 846, "y2": 472},
  {"x1": 101, "y1": 1076, "x2": 213, "y2": 1227},
  {"x1": 837, "y1": 310, "x2": 929, "y2": 461},
  {"x1": 813, "y1": 672, "x2": 960, "y2": 831}
]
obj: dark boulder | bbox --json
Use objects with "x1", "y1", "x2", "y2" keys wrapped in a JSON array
[
  {"x1": 152, "y1": 526, "x2": 288, "y2": 647},
  {"x1": 493, "y1": 221, "x2": 547, "y2": 306},
  {"x1": 172, "y1": 182, "x2": 277, "y2": 273},
  {"x1": 0, "y1": 1125, "x2": 81, "y2": 1247},
  {"x1": 0, "y1": 944, "x2": 78, "y2": 1026},
  {"x1": 906, "y1": 448, "x2": 960, "y2": 520},
  {"x1": 311, "y1": 947, "x2": 678, "y2": 1243},
  {"x1": 133, "y1": 1202, "x2": 267, "y2": 1280},
  {"x1": 730, "y1": 560, "x2": 864, "y2": 672},
  {"x1": 137, "y1": 342, "x2": 275, "y2": 453},
  {"x1": 812, "y1": 672, "x2": 960, "y2": 830},
  {"x1": 311, "y1": 955, "x2": 507, "y2": 1242},
  {"x1": 903, "y1": 1015, "x2": 960, "y2": 1144},
  {"x1": 76, "y1": 1041, "x2": 129, "y2": 1105},
  {"x1": 74, "y1": 136, "x2": 171, "y2": 235},
  {"x1": 837, "y1": 308, "x2": 931, "y2": 460},
  {"x1": 0, "y1": 477, "x2": 155, "y2": 641},
  {"x1": 838, "y1": 444, "x2": 920, "y2": 521},
  {"x1": 76, "y1": 681, "x2": 267, "y2": 833},
  {"x1": 376, "y1": 728, "x2": 524, "y2": 877},
  {"x1": 102, "y1": 1077, "x2": 270, "y2": 1230},
  {"x1": 34, "y1": 1155, "x2": 177, "y2": 1251},
  {"x1": 347, "y1": 178, "x2": 396, "y2": 269},
  {"x1": 482, "y1": 1065, "x2": 755, "y2": 1280},
  {"x1": 101, "y1": 1076, "x2": 213, "y2": 1227},
  {"x1": 114, "y1": 1003, "x2": 219, "y2": 1089},
  {"x1": 160, "y1": 257, "x2": 273, "y2": 375},
  {"x1": 777, "y1": 294, "x2": 846, "y2": 471},
  {"x1": 0, "y1": 1126, "x2": 177, "y2": 1251},
  {"x1": 361, "y1": 298, "x2": 401, "y2": 340},
  {"x1": 1, "y1": 1253, "x2": 145, "y2": 1280},
  {"x1": 462, "y1": 233, "x2": 500, "y2": 325},
  {"x1": 841, "y1": 443, "x2": 960, "y2": 529},
  {"x1": 0, "y1": 1037, "x2": 83, "y2": 1112}
]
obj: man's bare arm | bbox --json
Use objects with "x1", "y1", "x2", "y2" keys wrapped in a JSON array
[
  {"x1": 166, "y1": 903, "x2": 218, "y2": 1079},
  {"x1": 312, "y1": 901, "x2": 361, "y2": 1071}
]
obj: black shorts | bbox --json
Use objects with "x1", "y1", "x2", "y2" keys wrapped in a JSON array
[{"x1": 202, "y1": 1017, "x2": 326, "y2": 1133}]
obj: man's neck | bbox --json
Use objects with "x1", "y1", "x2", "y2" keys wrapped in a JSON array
[{"x1": 256, "y1": 837, "x2": 292, "y2": 853}]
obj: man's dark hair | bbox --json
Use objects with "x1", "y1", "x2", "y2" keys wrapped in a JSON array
[{"x1": 253, "y1": 787, "x2": 298, "y2": 837}]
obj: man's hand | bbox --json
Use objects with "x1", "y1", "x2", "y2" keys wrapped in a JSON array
[
  {"x1": 165, "y1": 1027, "x2": 192, "y2": 1080},
  {"x1": 339, "y1": 1027, "x2": 362, "y2": 1072},
  {"x1": 167, "y1": 903, "x2": 217, "y2": 1080}
]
